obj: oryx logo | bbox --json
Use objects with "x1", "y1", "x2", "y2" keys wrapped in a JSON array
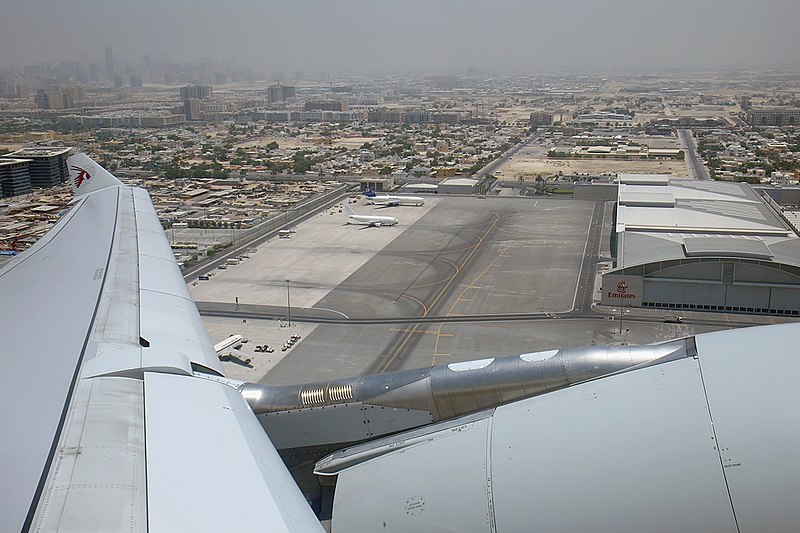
[
  {"x1": 616, "y1": 281, "x2": 628, "y2": 294},
  {"x1": 70, "y1": 165, "x2": 91, "y2": 188}
]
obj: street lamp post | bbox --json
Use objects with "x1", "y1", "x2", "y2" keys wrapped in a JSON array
[
  {"x1": 619, "y1": 305, "x2": 630, "y2": 335},
  {"x1": 285, "y1": 279, "x2": 291, "y2": 326}
]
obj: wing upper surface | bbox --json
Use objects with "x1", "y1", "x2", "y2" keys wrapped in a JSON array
[
  {"x1": 2, "y1": 154, "x2": 322, "y2": 532},
  {"x1": 0, "y1": 187, "x2": 119, "y2": 532}
]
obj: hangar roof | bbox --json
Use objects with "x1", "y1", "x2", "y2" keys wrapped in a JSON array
[
  {"x1": 615, "y1": 179, "x2": 800, "y2": 270},
  {"x1": 619, "y1": 173, "x2": 671, "y2": 186},
  {"x1": 617, "y1": 181, "x2": 792, "y2": 237},
  {"x1": 683, "y1": 235, "x2": 773, "y2": 259},
  {"x1": 619, "y1": 232, "x2": 800, "y2": 270}
]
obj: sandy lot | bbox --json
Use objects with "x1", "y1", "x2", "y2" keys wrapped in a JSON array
[
  {"x1": 331, "y1": 136, "x2": 381, "y2": 149},
  {"x1": 235, "y1": 136, "x2": 316, "y2": 150},
  {"x1": 494, "y1": 157, "x2": 689, "y2": 179}
]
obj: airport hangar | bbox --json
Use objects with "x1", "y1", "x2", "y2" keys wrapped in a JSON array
[{"x1": 601, "y1": 174, "x2": 800, "y2": 316}]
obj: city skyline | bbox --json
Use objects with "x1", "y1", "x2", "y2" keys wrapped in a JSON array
[{"x1": 2, "y1": 0, "x2": 800, "y2": 75}]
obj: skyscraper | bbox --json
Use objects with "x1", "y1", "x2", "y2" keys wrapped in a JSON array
[
  {"x1": 183, "y1": 99, "x2": 203, "y2": 121},
  {"x1": 105, "y1": 47, "x2": 114, "y2": 79},
  {"x1": 180, "y1": 85, "x2": 213, "y2": 100}
]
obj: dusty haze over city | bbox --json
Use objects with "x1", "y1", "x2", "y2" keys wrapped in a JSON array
[{"x1": 2, "y1": 0, "x2": 800, "y2": 73}]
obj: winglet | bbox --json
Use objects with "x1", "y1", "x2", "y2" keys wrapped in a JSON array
[{"x1": 68, "y1": 153, "x2": 123, "y2": 197}]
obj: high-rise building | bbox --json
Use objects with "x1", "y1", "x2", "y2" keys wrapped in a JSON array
[
  {"x1": 183, "y1": 98, "x2": 203, "y2": 121},
  {"x1": 304, "y1": 100, "x2": 348, "y2": 112},
  {"x1": 34, "y1": 88, "x2": 84, "y2": 109},
  {"x1": 105, "y1": 46, "x2": 114, "y2": 78},
  {"x1": 431, "y1": 113, "x2": 460, "y2": 125},
  {"x1": 530, "y1": 112, "x2": 554, "y2": 126},
  {"x1": 3, "y1": 77, "x2": 31, "y2": 99},
  {"x1": 267, "y1": 85, "x2": 296, "y2": 104},
  {"x1": 368, "y1": 108, "x2": 404, "y2": 123},
  {"x1": 3, "y1": 147, "x2": 71, "y2": 188},
  {"x1": 34, "y1": 90, "x2": 67, "y2": 109},
  {"x1": 89, "y1": 63, "x2": 103, "y2": 81},
  {"x1": 0, "y1": 158, "x2": 32, "y2": 197},
  {"x1": 63, "y1": 86, "x2": 86, "y2": 105},
  {"x1": 179, "y1": 85, "x2": 213, "y2": 100},
  {"x1": 405, "y1": 111, "x2": 431, "y2": 124}
]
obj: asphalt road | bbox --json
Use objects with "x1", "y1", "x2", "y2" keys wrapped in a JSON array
[
  {"x1": 474, "y1": 131, "x2": 544, "y2": 180},
  {"x1": 679, "y1": 128, "x2": 711, "y2": 180}
]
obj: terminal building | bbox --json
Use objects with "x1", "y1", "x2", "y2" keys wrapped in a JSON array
[{"x1": 602, "y1": 174, "x2": 800, "y2": 316}]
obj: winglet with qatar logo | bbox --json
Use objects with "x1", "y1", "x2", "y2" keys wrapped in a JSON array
[{"x1": 68, "y1": 153, "x2": 123, "y2": 197}]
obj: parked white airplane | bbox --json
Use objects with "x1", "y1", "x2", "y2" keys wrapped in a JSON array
[
  {"x1": 364, "y1": 188, "x2": 425, "y2": 206},
  {"x1": 344, "y1": 204, "x2": 398, "y2": 226}
]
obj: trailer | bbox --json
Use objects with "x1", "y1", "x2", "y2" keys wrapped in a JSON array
[{"x1": 213, "y1": 334, "x2": 245, "y2": 354}]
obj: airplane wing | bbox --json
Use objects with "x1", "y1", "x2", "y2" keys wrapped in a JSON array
[{"x1": 0, "y1": 154, "x2": 322, "y2": 532}]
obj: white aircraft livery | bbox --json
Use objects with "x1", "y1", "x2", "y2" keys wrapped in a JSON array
[
  {"x1": 364, "y1": 188, "x2": 425, "y2": 206},
  {"x1": 2, "y1": 152, "x2": 800, "y2": 532},
  {"x1": 344, "y1": 204, "x2": 398, "y2": 226},
  {"x1": 0, "y1": 153, "x2": 323, "y2": 532}
]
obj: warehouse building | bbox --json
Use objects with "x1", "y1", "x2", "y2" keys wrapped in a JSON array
[
  {"x1": 3, "y1": 147, "x2": 71, "y2": 189},
  {"x1": 438, "y1": 177, "x2": 479, "y2": 195},
  {"x1": 0, "y1": 158, "x2": 32, "y2": 197},
  {"x1": 602, "y1": 174, "x2": 800, "y2": 316}
]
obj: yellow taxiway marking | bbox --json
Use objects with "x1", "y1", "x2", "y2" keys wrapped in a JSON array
[
  {"x1": 389, "y1": 328, "x2": 438, "y2": 334},
  {"x1": 431, "y1": 244, "x2": 516, "y2": 366},
  {"x1": 384, "y1": 214, "x2": 500, "y2": 373}
]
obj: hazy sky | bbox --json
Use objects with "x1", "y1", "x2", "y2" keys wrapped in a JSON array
[{"x1": 2, "y1": 0, "x2": 800, "y2": 74}]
